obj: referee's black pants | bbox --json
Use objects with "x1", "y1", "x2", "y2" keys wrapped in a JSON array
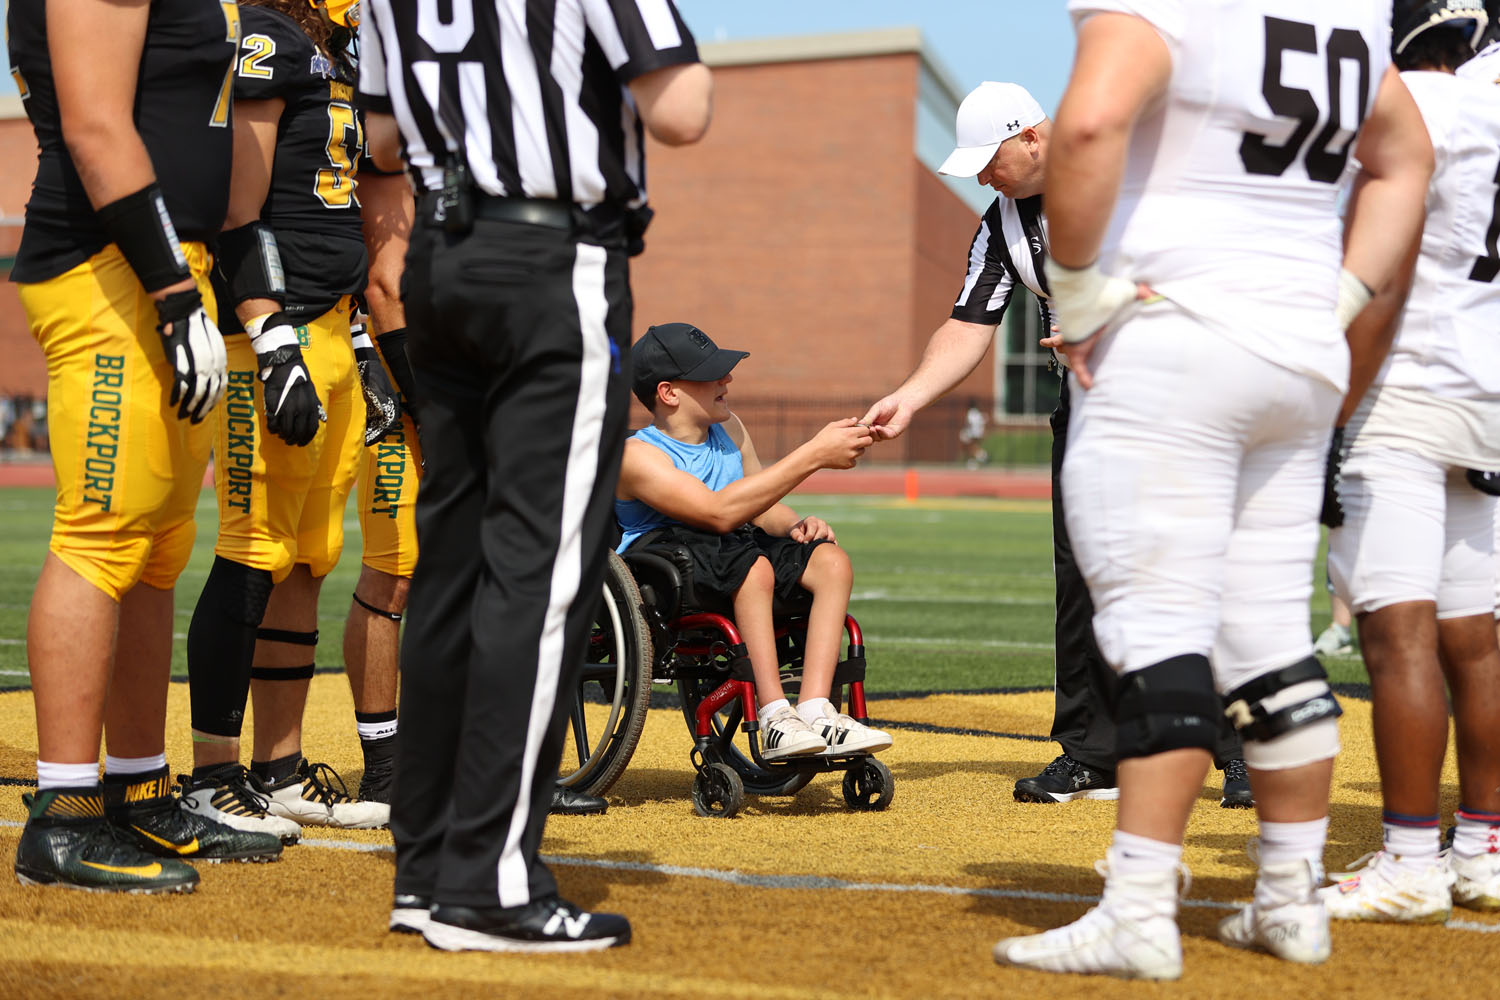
[
  {"x1": 393, "y1": 214, "x2": 632, "y2": 909},
  {"x1": 1048, "y1": 376, "x2": 1243, "y2": 773}
]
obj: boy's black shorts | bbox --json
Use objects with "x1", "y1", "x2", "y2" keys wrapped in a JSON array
[{"x1": 630, "y1": 523, "x2": 830, "y2": 604}]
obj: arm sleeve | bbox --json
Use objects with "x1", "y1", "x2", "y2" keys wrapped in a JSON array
[
  {"x1": 356, "y1": 2, "x2": 394, "y2": 114},
  {"x1": 1067, "y1": 0, "x2": 1185, "y2": 44},
  {"x1": 583, "y1": 0, "x2": 701, "y2": 83},
  {"x1": 950, "y1": 203, "x2": 1018, "y2": 326},
  {"x1": 233, "y1": 7, "x2": 308, "y2": 102}
]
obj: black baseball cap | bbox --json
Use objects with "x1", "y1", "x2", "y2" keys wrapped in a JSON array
[{"x1": 632, "y1": 323, "x2": 749, "y2": 407}]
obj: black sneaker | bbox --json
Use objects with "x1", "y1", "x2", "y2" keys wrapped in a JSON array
[
  {"x1": 105, "y1": 767, "x2": 282, "y2": 863},
  {"x1": 550, "y1": 785, "x2": 608, "y2": 816},
  {"x1": 424, "y1": 896, "x2": 631, "y2": 953},
  {"x1": 15, "y1": 786, "x2": 199, "y2": 894},
  {"x1": 390, "y1": 892, "x2": 432, "y2": 934},
  {"x1": 1013, "y1": 753, "x2": 1119, "y2": 803},
  {"x1": 1219, "y1": 758, "x2": 1254, "y2": 809}
]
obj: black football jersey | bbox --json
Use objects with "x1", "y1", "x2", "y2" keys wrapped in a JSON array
[
  {"x1": 9, "y1": 0, "x2": 239, "y2": 284},
  {"x1": 234, "y1": 5, "x2": 367, "y2": 319}
]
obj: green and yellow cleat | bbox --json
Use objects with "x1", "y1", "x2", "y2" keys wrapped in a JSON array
[
  {"x1": 15, "y1": 786, "x2": 199, "y2": 894},
  {"x1": 105, "y1": 767, "x2": 283, "y2": 864}
]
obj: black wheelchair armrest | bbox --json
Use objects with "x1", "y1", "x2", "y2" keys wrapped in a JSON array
[{"x1": 621, "y1": 546, "x2": 691, "y2": 620}]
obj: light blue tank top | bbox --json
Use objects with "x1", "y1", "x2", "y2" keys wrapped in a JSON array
[{"x1": 615, "y1": 422, "x2": 745, "y2": 551}]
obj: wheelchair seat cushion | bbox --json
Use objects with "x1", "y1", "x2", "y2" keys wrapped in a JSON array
[{"x1": 625, "y1": 523, "x2": 820, "y2": 617}]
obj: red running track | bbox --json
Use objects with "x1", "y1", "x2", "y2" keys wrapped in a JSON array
[{"x1": 0, "y1": 460, "x2": 1052, "y2": 500}]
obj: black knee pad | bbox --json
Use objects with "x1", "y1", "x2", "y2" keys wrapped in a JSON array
[
  {"x1": 188, "y1": 557, "x2": 275, "y2": 737},
  {"x1": 1114, "y1": 654, "x2": 1222, "y2": 761},
  {"x1": 1223, "y1": 656, "x2": 1342, "y2": 743}
]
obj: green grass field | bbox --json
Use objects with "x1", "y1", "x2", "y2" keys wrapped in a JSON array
[{"x1": 0, "y1": 485, "x2": 1364, "y2": 693}]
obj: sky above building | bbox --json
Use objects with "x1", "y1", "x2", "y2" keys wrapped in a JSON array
[{"x1": 0, "y1": 3, "x2": 1078, "y2": 108}]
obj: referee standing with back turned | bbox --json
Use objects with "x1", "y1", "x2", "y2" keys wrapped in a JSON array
[{"x1": 357, "y1": 0, "x2": 711, "y2": 953}]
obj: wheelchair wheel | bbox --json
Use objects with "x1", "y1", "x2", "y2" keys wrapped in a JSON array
[
  {"x1": 677, "y1": 672, "x2": 815, "y2": 796},
  {"x1": 559, "y1": 550, "x2": 652, "y2": 796},
  {"x1": 692, "y1": 763, "x2": 744, "y2": 818},
  {"x1": 841, "y1": 757, "x2": 894, "y2": 811}
]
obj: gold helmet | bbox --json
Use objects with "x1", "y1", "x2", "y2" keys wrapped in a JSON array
[{"x1": 310, "y1": 0, "x2": 359, "y2": 29}]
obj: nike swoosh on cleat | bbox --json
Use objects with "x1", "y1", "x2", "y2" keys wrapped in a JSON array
[
  {"x1": 132, "y1": 826, "x2": 199, "y2": 855},
  {"x1": 81, "y1": 860, "x2": 164, "y2": 877}
]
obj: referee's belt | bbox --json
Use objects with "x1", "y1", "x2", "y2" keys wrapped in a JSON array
[{"x1": 423, "y1": 192, "x2": 623, "y2": 235}]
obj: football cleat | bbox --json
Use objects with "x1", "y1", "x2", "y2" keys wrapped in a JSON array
[
  {"x1": 262, "y1": 758, "x2": 389, "y2": 829},
  {"x1": 15, "y1": 787, "x2": 198, "y2": 894},
  {"x1": 1451, "y1": 850, "x2": 1500, "y2": 912},
  {"x1": 179, "y1": 764, "x2": 302, "y2": 844},
  {"x1": 105, "y1": 767, "x2": 282, "y2": 863},
  {"x1": 1218, "y1": 858, "x2": 1330, "y2": 964},
  {"x1": 1320, "y1": 851, "x2": 1453, "y2": 923}
]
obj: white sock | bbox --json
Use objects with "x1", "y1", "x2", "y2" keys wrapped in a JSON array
[
  {"x1": 1257, "y1": 816, "x2": 1329, "y2": 869},
  {"x1": 36, "y1": 760, "x2": 101, "y2": 791},
  {"x1": 1453, "y1": 810, "x2": 1500, "y2": 859},
  {"x1": 357, "y1": 719, "x2": 399, "y2": 741},
  {"x1": 103, "y1": 753, "x2": 168, "y2": 777},
  {"x1": 760, "y1": 698, "x2": 790, "y2": 719},
  {"x1": 1109, "y1": 830, "x2": 1183, "y2": 877},
  {"x1": 796, "y1": 697, "x2": 832, "y2": 725},
  {"x1": 1383, "y1": 822, "x2": 1440, "y2": 866}
]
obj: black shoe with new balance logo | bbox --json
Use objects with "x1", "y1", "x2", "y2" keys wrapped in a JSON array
[
  {"x1": 1219, "y1": 758, "x2": 1254, "y2": 809},
  {"x1": 15, "y1": 786, "x2": 199, "y2": 894},
  {"x1": 1013, "y1": 753, "x2": 1119, "y2": 803},
  {"x1": 424, "y1": 896, "x2": 631, "y2": 953},
  {"x1": 105, "y1": 767, "x2": 283, "y2": 863}
]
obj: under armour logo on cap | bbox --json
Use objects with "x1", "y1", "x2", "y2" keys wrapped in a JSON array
[{"x1": 1007, "y1": 120, "x2": 1021, "y2": 130}]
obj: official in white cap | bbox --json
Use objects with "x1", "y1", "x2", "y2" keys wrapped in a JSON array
[{"x1": 863, "y1": 80, "x2": 1255, "y2": 813}]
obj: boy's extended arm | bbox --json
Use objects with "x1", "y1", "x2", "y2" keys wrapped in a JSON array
[{"x1": 617, "y1": 417, "x2": 870, "y2": 536}]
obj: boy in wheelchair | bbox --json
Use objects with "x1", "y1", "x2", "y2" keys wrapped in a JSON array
[{"x1": 615, "y1": 322, "x2": 894, "y2": 761}]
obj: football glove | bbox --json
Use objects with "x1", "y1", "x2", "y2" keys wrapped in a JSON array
[
  {"x1": 1466, "y1": 468, "x2": 1500, "y2": 496},
  {"x1": 1319, "y1": 426, "x2": 1346, "y2": 529},
  {"x1": 155, "y1": 287, "x2": 228, "y2": 423},
  {"x1": 246, "y1": 312, "x2": 324, "y2": 447},
  {"x1": 1049, "y1": 261, "x2": 1140, "y2": 344},
  {"x1": 351, "y1": 313, "x2": 401, "y2": 445}
]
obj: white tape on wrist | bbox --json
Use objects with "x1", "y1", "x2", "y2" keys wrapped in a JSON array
[
  {"x1": 1049, "y1": 261, "x2": 1138, "y2": 343},
  {"x1": 1335, "y1": 268, "x2": 1373, "y2": 332},
  {"x1": 246, "y1": 313, "x2": 297, "y2": 354}
]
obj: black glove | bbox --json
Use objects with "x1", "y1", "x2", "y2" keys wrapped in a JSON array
[
  {"x1": 351, "y1": 315, "x2": 401, "y2": 445},
  {"x1": 1319, "y1": 426, "x2": 1346, "y2": 529},
  {"x1": 375, "y1": 327, "x2": 420, "y2": 421},
  {"x1": 155, "y1": 287, "x2": 228, "y2": 423},
  {"x1": 247, "y1": 312, "x2": 324, "y2": 447}
]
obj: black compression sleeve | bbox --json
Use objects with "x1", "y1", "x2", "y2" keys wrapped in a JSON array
[{"x1": 95, "y1": 183, "x2": 193, "y2": 293}]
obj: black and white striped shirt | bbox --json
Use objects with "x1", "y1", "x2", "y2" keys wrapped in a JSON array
[
  {"x1": 357, "y1": 0, "x2": 699, "y2": 207},
  {"x1": 951, "y1": 194, "x2": 1052, "y2": 332}
]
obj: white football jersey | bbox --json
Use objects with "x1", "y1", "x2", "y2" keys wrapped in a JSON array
[
  {"x1": 1378, "y1": 71, "x2": 1500, "y2": 400},
  {"x1": 1067, "y1": 0, "x2": 1393, "y2": 391},
  {"x1": 1458, "y1": 38, "x2": 1500, "y2": 85}
]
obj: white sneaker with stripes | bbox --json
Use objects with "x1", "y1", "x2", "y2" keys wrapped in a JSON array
[
  {"x1": 759, "y1": 706, "x2": 825, "y2": 761},
  {"x1": 807, "y1": 703, "x2": 892, "y2": 756},
  {"x1": 1218, "y1": 858, "x2": 1330, "y2": 964},
  {"x1": 1451, "y1": 851, "x2": 1500, "y2": 912},
  {"x1": 1319, "y1": 851, "x2": 1452, "y2": 923}
]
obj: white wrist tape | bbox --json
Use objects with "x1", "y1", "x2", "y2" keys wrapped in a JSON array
[
  {"x1": 1335, "y1": 268, "x2": 1373, "y2": 332},
  {"x1": 246, "y1": 313, "x2": 298, "y2": 354},
  {"x1": 1049, "y1": 260, "x2": 1139, "y2": 343}
]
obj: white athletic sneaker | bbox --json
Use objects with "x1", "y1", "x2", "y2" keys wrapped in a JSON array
[
  {"x1": 1312, "y1": 623, "x2": 1353, "y2": 657},
  {"x1": 178, "y1": 764, "x2": 302, "y2": 844},
  {"x1": 992, "y1": 858, "x2": 1185, "y2": 981},
  {"x1": 1320, "y1": 851, "x2": 1453, "y2": 923},
  {"x1": 1218, "y1": 858, "x2": 1330, "y2": 964},
  {"x1": 1451, "y1": 851, "x2": 1500, "y2": 912},
  {"x1": 807, "y1": 703, "x2": 893, "y2": 756},
  {"x1": 759, "y1": 706, "x2": 826, "y2": 761},
  {"x1": 262, "y1": 759, "x2": 390, "y2": 829}
]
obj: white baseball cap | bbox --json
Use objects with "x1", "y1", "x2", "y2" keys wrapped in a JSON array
[{"x1": 938, "y1": 82, "x2": 1047, "y2": 178}]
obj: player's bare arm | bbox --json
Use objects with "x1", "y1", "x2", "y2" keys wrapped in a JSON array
[
  {"x1": 861, "y1": 318, "x2": 995, "y2": 440},
  {"x1": 1339, "y1": 225, "x2": 1422, "y2": 426},
  {"x1": 618, "y1": 418, "x2": 870, "y2": 534},
  {"x1": 224, "y1": 98, "x2": 285, "y2": 325},
  {"x1": 1043, "y1": 12, "x2": 1170, "y2": 388},
  {"x1": 49, "y1": 0, "x2": 194, "y2": 301},
  {"x1": 1343, "y1": 67, "x2": 1434, "y2": 308}
]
